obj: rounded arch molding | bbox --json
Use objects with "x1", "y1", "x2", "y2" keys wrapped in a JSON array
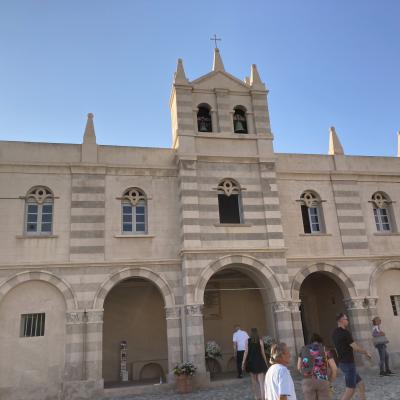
[
  {"x1": 0, "y1": 270, "x2": 78, "y2": 310},
  {"x1": 93, "y1": 267, "x2": 175, "y2": 310},
  {"x1": 194, "y1": 254, "x2": 285, "y2": 304},
  {"x1": 291, "y1": 263, "x2": 358, "y2": 301},
  {"x1": 369, "y1": 259, "x2": 400, "y2": 297}
]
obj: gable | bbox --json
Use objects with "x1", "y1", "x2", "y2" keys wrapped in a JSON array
[{"x1": 191, "y1": 71, "x2": 250, "y2": 92}]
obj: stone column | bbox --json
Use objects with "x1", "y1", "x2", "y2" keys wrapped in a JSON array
[
  {"x1": 85, "y1": 309, "x2": 104, "y2": 381},
  {"x1": 273, "y1": 301, "x2": 297, "y2": 360},
  {"x1": 64, "y1": 310, "x2": 86, "y2": 381},
  {"x1": 211, "y1": 110, "x2": 218, "y2": 133},
  {"x1": 192, "y1": 109, "x2": 198, "y2": 132},
  {"x1": 344, "y1": 297, "x2": 374, "y2": 365},
  {"x1": 62, "y1": 309, "x2": 104, "y2": 400},
  {"x1": 290, "y1": 301, "x2": 304, "y2": 356},
  {"x1": 246, "y1": 111, "x2": 255, "y2": 134},
  {"x1": 165, "y1": 306, "x2": 183, "y2": 382},
  {"x1": 184, "y1": 304, "x2": 209, "y2": 386}
]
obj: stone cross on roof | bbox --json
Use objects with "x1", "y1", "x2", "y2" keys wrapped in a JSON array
[{"x1": 210, "y1": 34, "x2": 221, "y2": 49}]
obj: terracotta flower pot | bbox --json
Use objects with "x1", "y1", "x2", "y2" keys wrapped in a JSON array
[{"x1": 175, "y1": 374, "x2": 193, "y2": 393}]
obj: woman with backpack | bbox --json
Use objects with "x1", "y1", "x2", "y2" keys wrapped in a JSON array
[
  {"x1": 297, "y1": 333, "x2": 337, "y2": 400},
  {"x1": 242, "y1": 327, "x2": 268, "y2": 400}
]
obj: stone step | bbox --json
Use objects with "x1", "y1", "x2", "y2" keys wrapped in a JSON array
[{"x1": 103, "y1": 382, "x2": 174, "y2": 399}]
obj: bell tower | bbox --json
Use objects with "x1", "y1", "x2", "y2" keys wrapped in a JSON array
[{"x1": 169, "y1": 48, "x2": 275, "y2": 159}]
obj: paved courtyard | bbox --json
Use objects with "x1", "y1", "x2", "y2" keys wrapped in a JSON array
[{"x1": 108, "y1": 370, "x2": 399, "y2": 400}]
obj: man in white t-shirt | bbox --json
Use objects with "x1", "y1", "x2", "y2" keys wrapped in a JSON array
[
  {"x1": 265, "y1": 342, "x2": 297, "y2": 400},
  {"x1": 232, "y1": 325, "x2": 249, "y2": 378}
]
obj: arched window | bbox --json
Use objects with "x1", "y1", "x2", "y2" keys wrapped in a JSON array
[
  {"x1": 25, "y1": 186, "x2": 54, "y2": 235},
  {"x1": 233, "y1": 106, "x2": 248, "y2": 134},
  {"x1": 122, "y1": 188, "x2": 147, "y2": 234},
  {"x1": 371, "y1": 192, "x2": 395, "y2": 232},
  {"x1": 299, "y1": 191, "x2": 325, "y2": 234},
  {"x1": 217, "y1": 179, "x2": 242, "y2": 224},
  {"x1": 197, "y1": 104, "x2": 212, "y2": 132}
]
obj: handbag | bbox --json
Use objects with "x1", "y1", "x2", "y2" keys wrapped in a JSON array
[{"x1": 372, "y1": 335, "x2": 389, "y2": 346}]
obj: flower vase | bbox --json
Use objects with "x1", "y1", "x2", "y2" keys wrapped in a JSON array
[{"x1": 175, "y1": 374, "x2": 193, "y2": 394}]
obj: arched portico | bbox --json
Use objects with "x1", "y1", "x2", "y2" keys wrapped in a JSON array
[
  {"x1": 186, "y1": 255, "x2": 295, "y2": 379},
  {"x1": 92, "y1": 267, "x2": 179, "y2": 386},
  {"x1": 194, "y1": 254, "x2": 285, "y2": 305},
  {"x1": 93, "y1": 267, "x2": 175, "y2": 310},
  {"x1": 369, "y1": 260, "x2": 400, "y2": 359},
  {"x1": 0, "y1": 270, "x2": 78, "y2": 310},
  {"x1": 291, "y1": 263, "x2": 357, "y2": 302}
]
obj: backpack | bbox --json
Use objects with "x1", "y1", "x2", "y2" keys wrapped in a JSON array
[{"x1": 299, "y1": 343, "x2": 326, "y2": 378}]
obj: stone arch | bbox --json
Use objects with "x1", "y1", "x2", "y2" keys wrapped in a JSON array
[
  {"x1": 369, "y1": 259, "x2": 400, "y2": 297},
  {"x1": 194, "y1": 254, "x2": 285, "y2": 304},
  {"x1": 93, "y1": 267, "x2": 175, "y2": 310},
  {"x1": 0, "y1": 270, "x2": 78, "y2": 310},
  {"x1": 291, "y1": 263, "x2": 357, "y2": 301}
]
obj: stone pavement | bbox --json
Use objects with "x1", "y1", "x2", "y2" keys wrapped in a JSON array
[{"x1": 108, "y1": 370, "x2": 399, "y2": 400}]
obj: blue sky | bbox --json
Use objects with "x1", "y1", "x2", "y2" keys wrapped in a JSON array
[{"x1": 0, "y1": 1, "x2": 399, "y2": 156}]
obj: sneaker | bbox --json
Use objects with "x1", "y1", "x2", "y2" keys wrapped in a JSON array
[
  {"x1": 380, "y1": 371, "x2": 386, "y2": 377},
  {"x1": 385, "y1": 370, "x2": 395, "y2": 375}
]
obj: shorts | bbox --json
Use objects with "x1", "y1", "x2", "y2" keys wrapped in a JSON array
[{"x1": 338, "y1": 362, "x2": 362, "y2": 389}]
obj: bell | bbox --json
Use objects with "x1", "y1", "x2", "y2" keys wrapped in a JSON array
[
  {"x1": 234, "y1": 120, "x2": 246, "y2": 133},
  {"x1": 199, "y1": 118, "x2": 208, "y2": 132}
]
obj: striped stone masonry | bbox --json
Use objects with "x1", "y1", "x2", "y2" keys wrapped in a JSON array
[
  {"x1": 251, "y1": 92, "x2": 271, "y2": 135},
  {"x1": 332, "y1": 180, "x2": 369, "y2": 255},
  {"x1": 175, "y1": 88, "x2": 194, "y2": 132},
  {"x1": 215, "y1": 89, "x2": 232, "y2": 132},
  {"x1": 259, "y1": 162, "x2": 285, "y2": 248},
  {"x1": 69, "y1": 174, "x2": 105, "y2": 261},
  {"x1": 179, "y1": 159, "x2": 201, "y2": 248}
]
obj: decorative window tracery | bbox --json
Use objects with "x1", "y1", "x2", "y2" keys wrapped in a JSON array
[
  {"x1": 24, "y1": 186, "x2": 54, "y2": 234},
  {"x1": 122, "y1": 188, "x2": 147, "y2": 234},
  {"x1": 371, "y1": 192, "x2": 394, "y2": 232},
  {"x1": 217, "y1": 179, "x2": 242, "y2": 223},
  {"x1": 299, "y1": 191, "x2": 324, "y2": 234}
]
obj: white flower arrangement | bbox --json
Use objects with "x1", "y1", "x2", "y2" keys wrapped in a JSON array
[{"x1": 205, "y1": 340, "x2": 222, "y2": 359}]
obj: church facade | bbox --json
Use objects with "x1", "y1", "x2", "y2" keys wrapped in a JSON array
[{"x1": 0, "y1": 49, "x2": 399, "y2": 400}]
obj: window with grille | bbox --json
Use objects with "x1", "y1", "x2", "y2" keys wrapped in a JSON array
[
  {"x1": 371, "y1": 192, "x2": 394, "y2": 232},
  {"x1": 299, "y1": 191, "x2": 325, "y2": 234},
  {"x1": 390, "y1": 295, "x2": 400, "y2": 316},
  {"x1": 121, "y1": 188, "x2": 147, "y2": 234},
  {"x1": 24, "y1": 187, "x2": 54, "y2": 235},
  {"x1": 20, "y1": 313, "x2": 45, "y2": 337}
]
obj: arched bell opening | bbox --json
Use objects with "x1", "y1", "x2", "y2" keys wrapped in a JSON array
[
  {"x1": 233, "y1": 106, "x2": 248, "y2": 134},
  {"x1": 197, "y1": 104, "x2": 212, "y2": 132}
]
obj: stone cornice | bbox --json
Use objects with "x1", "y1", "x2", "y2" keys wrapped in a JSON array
[
  {"x1": 0, "y1": 258, "x2": 181, "y2": 270},
  {"x1": 180, "y1": 248, "x2": 287, "y2": 256},
  {"x1": 287, "y1": 255, "x2": 400, "y2": 263}
]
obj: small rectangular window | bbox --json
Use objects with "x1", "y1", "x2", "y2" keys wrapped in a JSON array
[
  {"x1": 20, "y1": 313, "x2": 45, "y2": 337},
  {"x1": 390, "y1": 295, "x2": 400, "y2": 316}
]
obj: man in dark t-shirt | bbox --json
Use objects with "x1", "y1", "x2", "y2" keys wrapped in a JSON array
[{"x1": 332, "y1": 313, "x2": 371, "y2": 400}]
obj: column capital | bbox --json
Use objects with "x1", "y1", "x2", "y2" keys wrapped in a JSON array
[
  {"x1": 66, "y1": 310, "x2": 86, "y2": 324},
  {"x1": 344, "y1": 297, "x2": 368, "y2": 310},
  {"x1": 272, "y1": 301, "x2": 291, "y2": 313},
  {"x1": 165, "y1": 306, "x2": 181, "y2": 319},
  {"x1": 364, "y1": 296, "x2": 379, "y2": 308},
  {"x1": 86, "y1": 309, "x2": 104, "y2": 323},
  {"x1": 185, "y1": 304, "x2": 203, "y2": 316}
]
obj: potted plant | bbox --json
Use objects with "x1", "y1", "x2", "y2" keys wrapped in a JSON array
[
  {"x1": 262, "y1": 336, "x2": 275, "y2": 367},
  {"x1": 173, "y1": 362, "x2": 196, "y2": 393},
  {"x1": 205, "y1": 341, "x2": 222, "y2": 377}
]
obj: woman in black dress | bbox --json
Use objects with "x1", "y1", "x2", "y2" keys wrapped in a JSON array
[{"x1": 242, "y1": 328, "x2": 268, "y2": 400}]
